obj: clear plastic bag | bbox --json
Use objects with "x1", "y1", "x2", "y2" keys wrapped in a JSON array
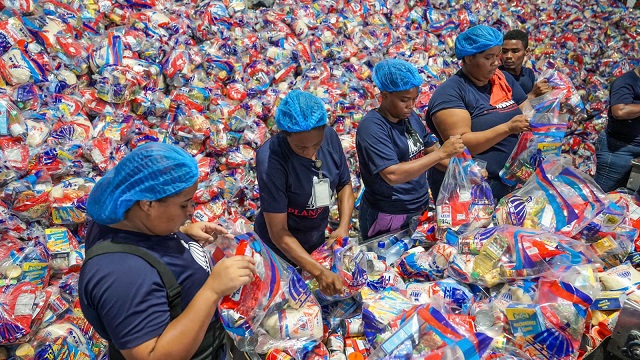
[
  {"x1": 207, "y1": 232, "x2": 322, "y2": 356},
  {"x1": 304, "y1": 237, "x2": 368, "y2": 305},
  {"x1": 369, "y1": 304, "x2": 488, "y2": 360},
  {"x1": 500, "y1": 90, "x2": 569, "y2": 185},
  {"x1": 436, "y1": 150, "x2": 493, "y2": 239},
  {"x1": 495, "y1": 157, "x2": 608, "y2": 237}
]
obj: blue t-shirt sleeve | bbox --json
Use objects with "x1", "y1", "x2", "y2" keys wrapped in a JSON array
[
  {"x1": 357, "y1": 113, "x2": 401, "y2": 175},
  {"x1": 256, "y1": 142, "x2": 288, "y2": 214},
  {"x1": 427, "y1": 79, "x2": 467, "y2": 117},
  {"x1": 505, "y1": 71, "x2": 528, "y2": 105},
  {"x1": 81, "y1": 254, "x2": 169, "y2": 350},
  {"x1": 327, "y1": 128, "x2": 351, "y2": 190},
  {"x1": 526, "y1": 68, "x2": 536, "y2": 87},
  {"x1": 610, "y1": 75, "x2": 639, "y2": 106}
]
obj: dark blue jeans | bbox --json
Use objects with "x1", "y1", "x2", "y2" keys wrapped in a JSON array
[{"x1": 595, "y1": 132, "x2": 640, "y2": 192}]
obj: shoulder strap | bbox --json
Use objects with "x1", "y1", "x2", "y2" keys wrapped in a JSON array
[{"x1": 85, "y1": 241, "x2": 182, "y2": 320}]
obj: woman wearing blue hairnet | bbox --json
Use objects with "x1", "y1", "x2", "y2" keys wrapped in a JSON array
[
  {"x1": 254, "y1": 90, "x2": 354, "y2": 296},
  {"x1": 79, "y1": 142, "x2": 256, "y2": 360},
  {"x1": 356, "y1": 59, "x2": 465, "y2": 240},
  {"x1": 425, "y1": 25, "x2": 532, "y2": 200}
]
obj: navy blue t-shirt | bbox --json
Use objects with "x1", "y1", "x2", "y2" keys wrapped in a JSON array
[
  {"x1": 425, "y1": 69, "x2": 527, "y2": 180},
  {"x1": 79, "y1": 223, "x2": 212, "y2": 351},
  {"x1": 499, "y1": 66, "x2": 536, "y2": 95},
  {"x1": 254, "y1": 126, "x2": 351, "y2": 261},
  {"x1": 356, "y1": 110, "x2": 438, "y2": 214},
  {"x1": 606, "y1": 70, "x2": 640, "y2": 146}
]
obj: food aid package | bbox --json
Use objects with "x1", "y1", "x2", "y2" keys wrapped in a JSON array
[
  {"x1": 368, "y1": 304, "x2": 491, "y2": 360},
  {"x1": 436, "y1": 150, "x2": 493, "y2": 239},
  {"x1": 304, "y1": 237, "x2": 367, "y2": 305},
  {"x1": 396, "y1": 243, "x2": 457, "y2": 282},
  {"x1": 19, "y1": 320, "x2": 96, "y2": 360},
  {"x1": 509, "y1": 279, "x2": 595, "y2": 360},
  {"x1": 207, "y1": 232, "x2": 322, "y2": 356},
  {"x1": 495, "y1": 157, "x2": 608, "y2": 237},
  {"x1": 500, "y1": 89, "x2": 569, "y2": 186},
  {"x1": 361, "y1": 287, "x2": 415, "y2": 347},
  {"x1": 445, "y1": 225, "x2": 602, "y2": 288}
]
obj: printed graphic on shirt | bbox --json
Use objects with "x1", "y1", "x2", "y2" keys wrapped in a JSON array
[
  {"x1": 181, "y1": 240, "x2": 211, "y2": 273},
  {"x1": 407, "y1": 130, "x2": 425, "y2": 160}
]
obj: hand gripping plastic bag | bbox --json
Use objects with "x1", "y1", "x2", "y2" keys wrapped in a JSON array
[
  {"x1": 500, "y1": 90, "x2": 569, "y2": 185},
  {"x1": 436, "y1": 150, "x2": 494, "y2": 239},
  {"x1": 304, "y1": 237, "x2": 368, "y2": 305},
  {"x1": 494, "y1": 157, "x2": 608, "y2": 237},
  {"x1": 207, "y1": 232, "x2": 322, "y2": 356}
]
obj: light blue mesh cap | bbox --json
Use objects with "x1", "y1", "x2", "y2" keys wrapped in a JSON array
[
  {"x1": 371, "y1": 59, "x2": 423, "y2": 93},
  {"x1": 455, "y1": 25, "x2": 503, "y2": 59},
  {"x1": 87, "y1": 142, "x2": 198, "y2": 225},
  {"x1": 275, "y1": 90, "x2": 328, "y2": 133}
]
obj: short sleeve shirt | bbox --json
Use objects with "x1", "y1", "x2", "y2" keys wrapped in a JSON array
[
  {"x1": 254, "y1": 126, "x2": 351, "y2": 261},
  {"x1": 79, "y1": 223, "x2": 212, "y2": 350},
  {"x1": 499, "y1": 66, "x2": 536, "y2": 95},
  {"x1": 356, "y1": 110, "x2": 438, "y2": 214},
  {"x1": 425, "y1": 70, "x2": 527, "y2": 179},
  {"x1": 606, "y1": 70, "x2": 640, "y2": 146}
]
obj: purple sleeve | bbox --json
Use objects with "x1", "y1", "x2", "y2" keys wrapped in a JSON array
[
  {"x1": 256, "y1": 143, "x2": 288, "y2": 213},
  {"x1": 81, "y1": 254, "x2": 170, "y2": 350}
]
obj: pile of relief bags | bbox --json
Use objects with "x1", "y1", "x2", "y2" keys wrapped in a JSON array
[{"x1": 0, "y1": 0, "x2": 639, "y2": 358}]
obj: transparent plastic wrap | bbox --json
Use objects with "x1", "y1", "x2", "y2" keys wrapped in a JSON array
[
  {"x1": 304, "y1": 237, "x2": 368, "y2": 305},
  {"x1": 207, "y1": 232, "x2": 322, "y2": 356},
  {"x1": 361, "y1": 287, "x2": 415, "y2": 348},
  {"x1": 0, "y1": 282, "x2": 37, "y2": 344},
  {"x1": 396, "y1": 243, "x2": 457, "y2": 282},
  {"x1": 494, "y1": 157, "x2": 608, "y2": 237},
  {"x1": 446, "y1": 225, "x2": 602, "y2": 288},
  {"x1": 436, "y1": 150, "x2": 493, "y2": 239},
  {"x1": 0, "y1": 239, "x2": 50, "y2": 290},
  {"x1": 369, "y1": 304, "x2": 491, "y2": 360},
  {"x1": 500, "y1": 90, "x2": 569, "y2": 186},
  {"x1": 510, "y1": 279, "x2": 594, "y2": 360}
]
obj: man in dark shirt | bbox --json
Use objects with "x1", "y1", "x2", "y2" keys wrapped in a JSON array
[
  {"x1": 595, "y1": 65, "x2": 640, "y2": 192},
  {"x1": 500, "y1": 29, "x2": 550, "y2": 98}
]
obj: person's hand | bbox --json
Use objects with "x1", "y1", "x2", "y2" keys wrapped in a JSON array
[
  {"x1": 328, "y1": 226, "x2": 349, "y2": 244},
  {"x1": 180, "y1": 221, "x2": 231, "y2": 246},
  {"x1": 505, "y1": 114, "x2": 531, "y2": 134},
  {"x1": 531, "y1": 79, "x2": 552, "y2": 98},
  {"x1": 206, "y1": 256, "x2": 256, "y2": 298},
  {"x1": 316, "y1": 268, "x2": 343, "y2": 296},
  {"x1": 438, "y1": 135, "x2": 465, "y2": 159}
]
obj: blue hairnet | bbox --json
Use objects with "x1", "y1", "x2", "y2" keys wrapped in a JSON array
[
  {"x1": 372, "y1": 59, "x2": 423, "y2": 92},
  {"x1": 87, "y1": 142, "x2": 198, "y2": 225},
  {"x1": 275, "y1": 90, "x2": 328, "y2": 133},
  {"x1": 455, "y1": 25, "x2": 503, "y2": 59}
]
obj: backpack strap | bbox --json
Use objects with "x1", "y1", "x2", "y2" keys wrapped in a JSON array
[
  {"x1": 85, "y1": 239, "x2": 225, "y2": 359},
  {"x1": 85, "y1": 241, "x2": 183, "y2": 320}
]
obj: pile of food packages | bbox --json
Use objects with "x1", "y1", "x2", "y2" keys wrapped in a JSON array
[{"x1": 0, "y1": 0, "x2": 638, "y2": 358}]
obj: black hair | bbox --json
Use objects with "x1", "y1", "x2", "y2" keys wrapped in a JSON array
[{"x1": 503, "y1": 29, "x2": 529, "y2": 49}]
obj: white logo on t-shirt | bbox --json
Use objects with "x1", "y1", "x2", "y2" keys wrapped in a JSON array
[{"x1": 181, "y1": 240, "x2": 211, "y2": 274}]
